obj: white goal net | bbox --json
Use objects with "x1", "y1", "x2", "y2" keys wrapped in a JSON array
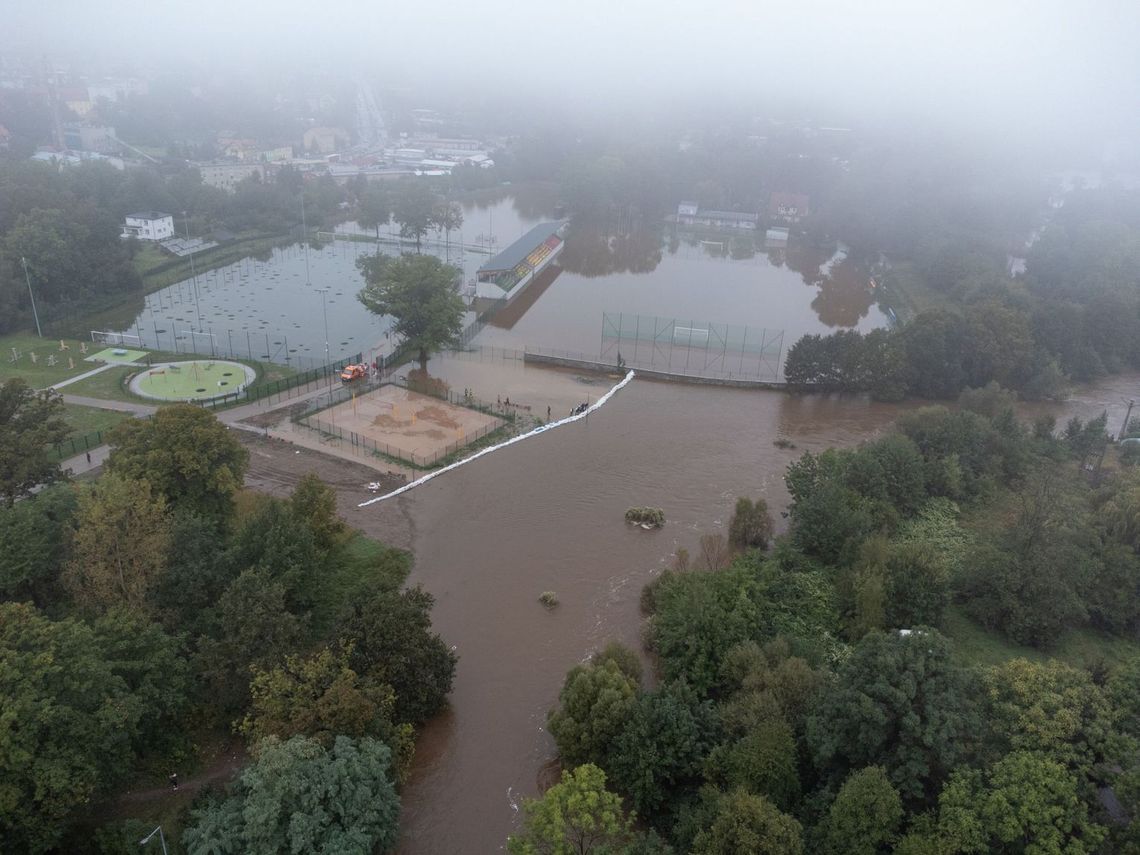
[
  {"x1": 90, "y1": 330, "x2": 143, "y2": 347},
  {"x1": 672, "y1": 326, "x2": 710, "y2": 347}
]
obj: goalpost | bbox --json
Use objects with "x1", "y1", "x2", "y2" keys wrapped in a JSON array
[
  {"x1": 672, "y1": 326, "x2": 710, "y2": 347},
  {"x1": 90, "y1": 330, "x2": 143, "y2": 348}
]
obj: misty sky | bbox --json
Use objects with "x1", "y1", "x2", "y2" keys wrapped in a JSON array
[{"x1": 6, "y1": 0, "x2": 1139, "y2": 142}]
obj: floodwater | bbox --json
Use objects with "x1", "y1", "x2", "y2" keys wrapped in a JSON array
[
  {"x1": 107, "y1": 189, "x2": 886, "y2": 365},
  {"x1": 354, "y1": 362, "x2": 1140, "y2": 854}
]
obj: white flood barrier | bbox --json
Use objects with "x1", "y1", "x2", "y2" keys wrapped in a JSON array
[{"x1": 358, "y1": 370, "x2": 636, "y2": 507}]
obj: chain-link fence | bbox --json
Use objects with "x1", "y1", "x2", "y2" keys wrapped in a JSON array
[{"x1": 599, "y1": 312, "x2": 784, "y2": 381}]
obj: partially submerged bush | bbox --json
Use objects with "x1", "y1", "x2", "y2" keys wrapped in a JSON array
[
  {"x1": 625, "y1": 507, "x2": 665, "y2": 528},
  {"x1": 539, "y1": 591, "x2": 559, "y2": 609}
]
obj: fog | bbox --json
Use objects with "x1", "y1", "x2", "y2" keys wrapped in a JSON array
[{"x1": 6, "y1": 0, "x2": 1138, "y2": 148}]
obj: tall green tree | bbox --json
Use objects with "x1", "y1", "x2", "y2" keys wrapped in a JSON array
[
  {"x1": 0, "y1": 483, "x2": 77, "y2": 604},
  {"x1": 806, "y1": 629, "x2": 980, "y2": 806},
  {"x1": 182, "y1": 735, "x2": 400, "y2": 855},
  {"x1": 548, "y1": 659, "x2": 639, "y2": 769},
  {"x1": 62, "y1": 475, "x2": 171, "y2": 616},
  {"x1": 341, "y1": 585, "x2": 457, "y2": 725},
  {"x1": 0, "y1": 378, "x2": 69, "y2": 505},
  {"x1": 357, "y1": 253, "x2": 465, "y2": 370},
  {"x1": 728, "y1": 497, "x2": 775, "y2": 551},
  {"x1": 507, "y1": 764, "x2": 635, "y2": 855},
  {"x1": 0, "y1": 603, "x2": 185, "y2": 853},
  {"x1": 937, "y1": 751, "x2": 1105, "y2": 854},
  {"x1": 815, "y1": 766, "x2": 904, "y2": 855},
  {"x1": 691, "y1": 790, "x2": 803, "y2": 855},
  {"x1": 356, "y1": 183, "x2": 391, "y2": 242},
  {"x1": 107, "y1": 405, "x2": 248, "y2": 521},
  {"x1": 391, "y1": 181, "x2": 439, "y2": 251}
]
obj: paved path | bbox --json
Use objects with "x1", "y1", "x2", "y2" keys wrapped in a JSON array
[
  {"x1": 61, "y1": 394, "x2": 158, "y2": 416},
  {"x1": 48, "y1": 362, "x2": 118, "y2": 390}
]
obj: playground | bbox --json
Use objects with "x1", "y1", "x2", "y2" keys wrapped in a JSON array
[
  {"x1": 129, "y1": 360, "x2": 256, "y2": 402},
  {"x1": 304, "y1": 385, "x2": 504, "y2": 465}
]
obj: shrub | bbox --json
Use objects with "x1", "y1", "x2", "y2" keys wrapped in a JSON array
[{"x1": 625, "y1": 507, "x2": 666, "y2": 527}]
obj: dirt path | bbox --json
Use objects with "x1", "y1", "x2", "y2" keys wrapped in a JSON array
[{"x1": 115, "y1": 745, "x2": 248, "y2": 806}]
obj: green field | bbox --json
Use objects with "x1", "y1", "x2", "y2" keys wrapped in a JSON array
[
  {"x1": 0, "y1": 334, "x2": 107, "y2": 387},
  {"x1": 61, "y1": 404, "x2": 132, "y2": 438},
  {"x1": 133, "y1": 360, "x2": 254, "y2": 401}
]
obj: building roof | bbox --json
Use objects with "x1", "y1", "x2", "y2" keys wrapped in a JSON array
[
  {"x1": 768, "y1": 192, "x2": 811, "y2": 215},
  {"x1": 699, "y1": 210, "x2": 758, "y2": 221},
  {"x1": 127, "y1": 211, "x2": 172, "y2": 221},
  {"x1": 478, "y1": 221, "x2": 567, "y2": 274}
]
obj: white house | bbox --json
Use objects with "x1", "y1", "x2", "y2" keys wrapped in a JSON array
[{"x1": 121, "y1": 212, "x2": 174, "y2": 241}]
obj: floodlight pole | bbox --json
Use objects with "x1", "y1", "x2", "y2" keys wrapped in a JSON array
[
  {"x1": 139, "y1": 826, "x2": 168, "y2": 855},
  {"x1": 20, "y1": 257, "x2": 43, "y2": 337},
  {"x1": 183, "y1": 212, "x2": 203, "y2": 333},
  {"x1": 317, "y1": 287, "x2": 332, "y2": 402}
]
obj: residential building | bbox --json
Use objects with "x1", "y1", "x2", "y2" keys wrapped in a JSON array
[
  {"x1": 121, "y1": 212, "x2": 174, "y2": 241},
  {"x1": 675, "y1": 202, "x2": 759, "y2": 230},
  {"x1": 768, "y1": 192, "x2": 811, "y2": 223},
  {"x1": 302, "y1": 127, "x2": 348, "y2": 154},
  {"x1": 198, "y1": 161, "x2": 266, "y2": 193}
]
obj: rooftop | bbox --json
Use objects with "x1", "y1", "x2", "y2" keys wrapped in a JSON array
[
  {"x1": 478, "y1": 221, "x2": 567, "y2": 274},
  {"x1": 127, "y1": 211, "x2": 172, "y2": 221}
]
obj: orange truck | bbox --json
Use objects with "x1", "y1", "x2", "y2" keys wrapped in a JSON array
[{"x1": 339, "y1": 363, "x2": 368, "y2": 383}]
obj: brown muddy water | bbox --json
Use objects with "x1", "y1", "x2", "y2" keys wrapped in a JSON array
[{"x1": 354, "y1": 367, "x2": 1140, "y2": 854}]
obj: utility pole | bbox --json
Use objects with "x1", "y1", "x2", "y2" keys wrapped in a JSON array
[
  {"x1": 316, "y1": 288, "x2": 332, "y2": 402},
  {"x1": 1120, "y1": 400, "x2": 1136, "y2": 441},
  {"x1": 20, "y1": 257, "x2": 43, "y2": 337}
]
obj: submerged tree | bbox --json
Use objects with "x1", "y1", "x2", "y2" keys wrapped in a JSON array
[{"x1": 357, "y1": 253, "x2": 465, "y2": 370}]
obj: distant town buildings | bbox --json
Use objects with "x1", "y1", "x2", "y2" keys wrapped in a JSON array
[
  {"x1": 62, "y1": 123, "x2": 116, "y2": 154},
  {"x1": 121, "y1": 212, "x2": 174, "y2": 241},
  {"x1": 302, "y1": 127, "x2": 349, "y2": 155},
  {"x1": 768, "y1": 192, "x2": 811, "y2": 223},
  {"x1": 675, "y1": 202, "x2": 760, "y2": 230},
  {"x1": 198, "y1": 162, "x2": 267, "y2": 193}
]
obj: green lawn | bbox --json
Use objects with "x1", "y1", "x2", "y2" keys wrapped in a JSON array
[
  {"x1": 61, "y1": 365, "x2": 140, "y2": 403},
  {"x1": 308, "y1": 533, "x2": 410, "y2": 638},
  {"x1": 62, "y1": 403, "x2": 132, "y2": 438},
  {"x1": 0, "y1": 333, "x2": 107, "y2": 388},
  {"x1": 944, "y1": 605, "x2": 1140, "y2": 670}
]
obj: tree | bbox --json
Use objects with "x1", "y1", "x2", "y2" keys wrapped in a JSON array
[
  {"x1": 609, "y1": 681, "x2": 720, "y2": 816},
  {"x1": 816, "y1": 767, "x2": 903, "y2": 855},
  {"x1": 434, "y1": 200, "x2": 464, "y2": 255},
  {"x1": 806, "y1": 629, "x2": 980, "y2": 806},
  {"x1": 982, "y1": 658, "x2": 1114, "y2": 782},
  {"x1": 691, "y1": 790, "x2": 803, "y2": 855},
  {"x1": 107, "y1": 405, "x2": 248, "y2": 520},
  {"x1": 0, "y1": 484, "x2": 77, "y2": 604},
  {"x1": 239, "y1": 644, "x2": 398, "y2": 747},
  {"x1": 937, "y1": 751, "x2": 1105, "y2": 854},
  {"x1": 0, "y1": 603, "x2": 172, "y2": 853},
  {"x1": 507, "y1": 764, "x2": 635, "y2": 855},
  {"x1": 648, "y1": 563, "x2": 765, "y2": 694},
  {"x1": 357, "y1": 253, "x2": 465, "y2": 370},
  {"x1": 182, "y1": 735, "x2": 400, "y2": 855},
  {"x1": 391, "y1": 180, "x2": 439, "y2": 251},
  {"x1": 356, "y1": 183, "x2": 391, "y2": 242},
  {"x1": 704, "y1": 718, "x2": 800, "y2": 810},
  {"x1": 0, "y1": 378, "x2": 70, "y2": 504},
  {"x1": 150, "y1": 510, "x2": 236, "y2": 634},
  {"x1": 548, "y1": 660, "x2": 639, "y2": 769},
  {"x1": 194, "y1": 567, "x2": 307, "y2": 717},
  {"x1": 62, "y1": 475, "x2": 171, "y2": 616},
  {"x1": 289, "y1": 472, "x2": 346, "y2": 552},
  {"x1": 728, "y1": 497, "x2": 774, "y2": 551},
  {"x1": 341, "y1": 585, "x2": 457, "y2": 725}
]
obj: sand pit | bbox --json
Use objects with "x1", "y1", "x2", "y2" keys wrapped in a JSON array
[{"x1": 304, "y1": 385, "x2": 504, "y2": 466}]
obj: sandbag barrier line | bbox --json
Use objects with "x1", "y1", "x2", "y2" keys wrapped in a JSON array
[{"x1": 358, "y1": 370, "x2": 637, "y2": 507}]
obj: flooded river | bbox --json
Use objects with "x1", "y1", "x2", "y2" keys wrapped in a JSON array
[
  {"x1": 340, "y1": 367, "x2": 1140, "y2": 854},
  {"x1": 107, "y1": 188, "x2": 886, "y2": 364}
]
